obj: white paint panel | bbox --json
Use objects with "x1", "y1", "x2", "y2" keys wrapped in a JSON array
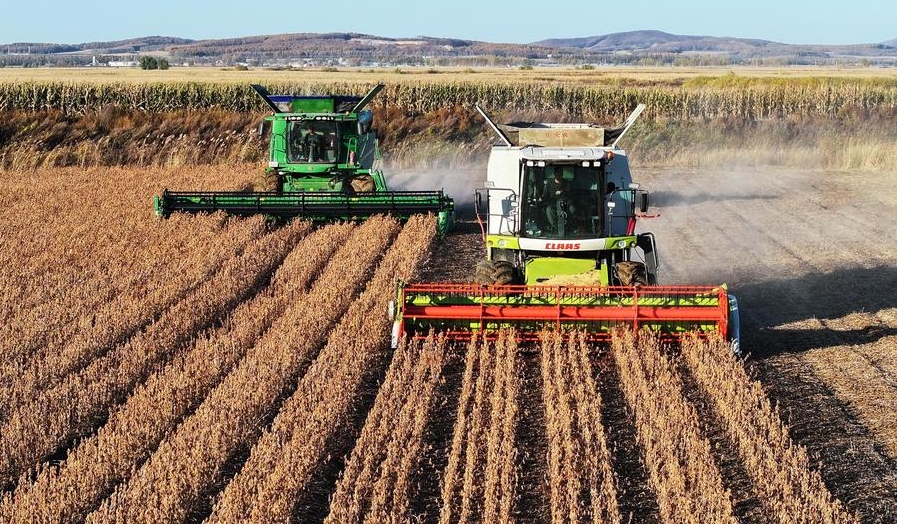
[{"x1": 485, "y1": 148, "x2": 522, "y2": 235}]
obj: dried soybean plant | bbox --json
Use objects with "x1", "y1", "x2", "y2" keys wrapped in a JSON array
[
  {"x1": 84, "y1": 216, "x2": 399, "y2": 524},
  {"x1": 0, "y1": 219, "x2": 306, "y2": 490},
  {"x1": 205, "y1": 214, "x2": 436, "y2": 524},
  {"x1": 680, "y1": 335, "x2": 858, "y2": 524},
  {"x1": 540, "y1": 330, "x2": 620, "y2": 524},
  {"x1": 439, "y1": 331, "x2": 520, "y2": 524},
  {"x1": 0, "y1": 221, "x2": 366, "y2": 524},
  {"x1": 610, "y1": 329, "x2": 737, "y2": 524},
  {"x1": 0, "y1": 210, "x2": 263, "y2": 424},
  {"x1": 324, "y1": 333, "x2": 447, "y2": 524}
]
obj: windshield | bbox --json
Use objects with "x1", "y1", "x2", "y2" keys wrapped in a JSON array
[
  {"x1": 287, "y1": 121, "x2": 338, "y2": 163},
  {"x1": 522, "y1": 163, "x2": 603, "y2": 239}
]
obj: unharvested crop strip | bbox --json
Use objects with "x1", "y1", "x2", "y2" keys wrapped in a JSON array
[
  {"x1": 610, "y1": 330, "x2": 737, "y2": 524},
  {"x1": 0, "y1": 213, "x2": 264, "y2": 418},
  {"x1": 0, "y1": 222, "x2": 365, "y2": 524},
  {"x1": 352, "y1": 336, "x2": 446, "y2": 523},
  {"x1": 323, "y1": 337, "x2": 417, "y2": 524},
  {"x1": 438, "y1": 338, "x2": 480, "y2": 524},
  {"x1": 438, "y1": 331, "x2": 519, "y2": 524},
  {"x1": 85, "y1": 216, "x2": 400, "y2": 524},
  {"x1": 0, "y1": 173, "x2": 241, "y2": 340},
  {"x1": 540, "y1": 331, "x2": 620, "y2": 523},
  {"x1": 0, "y1": 220, "x2": 304, "y2": 488},
  {"x1": 204, "y1": 214, "x2": 436, "y2": 524},
  {"x1": 682, "y1": 336, "x2": 857, "y2": 524},
  {"x1": 3, "y1": 81, "x2": 897, "y2": 121},
  {"x1": 480, "y1": 333, "x2": 518, "y2": 523}
]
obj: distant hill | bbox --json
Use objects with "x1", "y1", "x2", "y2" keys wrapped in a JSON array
[
  {"x1": 534, "y1": 30, "x2": 897, "y2": 61},
  {"x1": 3, "y1": 36, "x2": 193, "y2": 55},
  {"x1": 2, "y1": 31, "x2": 896, "y2": 68}
]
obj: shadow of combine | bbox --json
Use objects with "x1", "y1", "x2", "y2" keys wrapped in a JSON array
[{"x1": 735, "y1": 265, "x2": 897, "y2": 357}]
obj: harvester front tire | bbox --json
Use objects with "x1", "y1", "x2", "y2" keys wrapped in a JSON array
[
  {"x1": 616, "y1": 261, "x2": 648, "y2": 287},
  {"x1": 475, "y1": 260, "x2": 516, "y2": 286}
]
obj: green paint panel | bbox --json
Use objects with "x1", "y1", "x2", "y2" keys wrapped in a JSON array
[{"x1": 486, "y1": 235, "x2": 520, "y2": 250}]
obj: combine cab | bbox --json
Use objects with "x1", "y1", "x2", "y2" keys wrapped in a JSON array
[
  {"x1": 392, "y1": 105, "x2": 740, "y2": 351},
  {"x1": 154, "y1": 84, "x2": 454, "y2": 234}
]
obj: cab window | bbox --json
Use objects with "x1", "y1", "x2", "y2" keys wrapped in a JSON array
[{"x1": 288, "y1": 121, "x2": 338, "y2": 163}]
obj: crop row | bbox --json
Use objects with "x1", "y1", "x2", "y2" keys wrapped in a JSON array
[
  {"x1": 0, "y1": 166, "x2": 260, "y2": 419},
  {"x1": 611, "y1": 330, "x2": 738, "y2": 523},
  {"x1": 680, "y1": 336, "x2": 857, "y2": 524},
  {"x1": 0, "y1": 219, "x2": 339, "y2": 523},
  {"x1": 439, "y1": 332, "x2": 519, "y2": 524},
  {"x1": 540, "y1": 331, "x2": 619, "y2": 523},
  {"x1": 205, "y1": 213, "x2": 436, "y2": 523},
  {"x1": 0, "y1": 219, "x2": 310, "y2": 490},
  {"x1": 324, "y1": 334, "x2": 446, "y2": 524},
  {"x1": 0, "y1": 217, "x2": 262, "y2": 422},
  {"x1": 1, "y1": 81, "x2": 895, "y2": 119},
  {"x1": 83, "y1": 216, "x2": 399, "y2": 523}
]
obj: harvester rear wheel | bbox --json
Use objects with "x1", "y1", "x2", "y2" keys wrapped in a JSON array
[
  {"x1": 475, "y1": 260, "x2": 516, "y2": 285},
  {"x1": 616, "y1": 261, "x2": 648, "y2": 287}
]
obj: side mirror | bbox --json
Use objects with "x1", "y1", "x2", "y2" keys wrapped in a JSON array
[
  {"x1": 475, "y1": 190, "x2": 486, "y2": 216},
  {"x1": 639, "y1": 192, "x2": 650, "y2": 213}
]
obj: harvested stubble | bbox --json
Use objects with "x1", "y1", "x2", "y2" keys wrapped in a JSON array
[
  {"x1": 324, "y1": 334, "x2": 446, "y2": 524},
  {"x1": 0, "y1": 221, "x2": 364, "y2": 524},
  {"x1": 610, "y1": 329, "x2": 737, "y2": 524},
  {"x1": 205, "y1": 214, "x2": 436, "y2": 524},
  {"x1": 0, "y1": 218, "x2": 306, "y2": 489},
  {"x1": 682, "y1": 335, "x2": 857, "y2": 523},
  {"x1": 540, "y1": 331, "x2": 620, "y2": 524},
  {"x1": 439, "y1": 331, "x2": 519, "y2": 524},
  {"x1": 802, "y1": 335, "x2": 897, "y2": 463},
  {"x1": 84, "y1": 216, "x2": 399, "y2": 524}
]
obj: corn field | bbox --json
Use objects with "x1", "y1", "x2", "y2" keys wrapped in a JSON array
[{"x1": 2, "y1": 79, "x2": 896, "y2": 119}]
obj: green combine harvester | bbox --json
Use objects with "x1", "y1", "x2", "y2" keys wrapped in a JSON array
[{"x1": 154, "y1": 84, "x2": 454, "y2": 234}]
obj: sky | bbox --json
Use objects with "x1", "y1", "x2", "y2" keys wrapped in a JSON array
[{"x1": 1, "y1": 0, "x2": 895, "y2": 46}]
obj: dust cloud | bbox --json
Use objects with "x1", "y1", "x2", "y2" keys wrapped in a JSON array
[
  {"x1": 634, "y1": 164, "x2": 789, "y2": 287},
  {"x1": 387, "y1": 163, "x2": 486, "y2": 219}
]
